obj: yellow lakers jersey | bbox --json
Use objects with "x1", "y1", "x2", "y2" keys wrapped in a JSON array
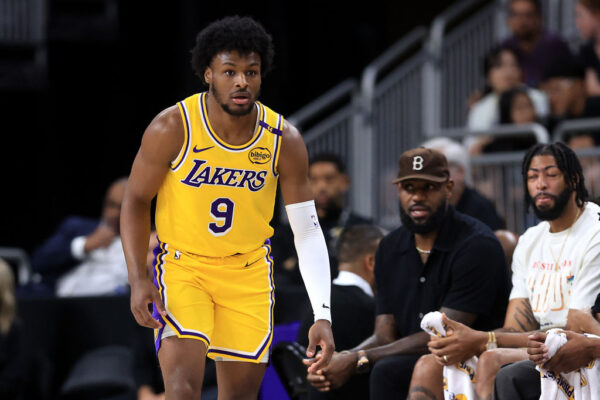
[{"x1": 155, "y1": 92, "x2": 283, "y2": 257}]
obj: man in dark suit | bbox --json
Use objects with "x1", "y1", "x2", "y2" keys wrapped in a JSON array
[
  {"x1": 31, "y1": 177, "x2": 128, "y2": 296},
  {"x1": 297, "y1": 224, "x2": 383, "y2": 400}
]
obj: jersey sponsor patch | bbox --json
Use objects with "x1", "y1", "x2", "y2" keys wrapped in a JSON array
[{"x1": 248, "y1": 147, "x2": 272, "y2": 164}]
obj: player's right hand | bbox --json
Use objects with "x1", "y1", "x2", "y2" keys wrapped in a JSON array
[
  {"x1": 130, "y1": 278, "x2": 167, "y2": 329},
  {"x1": 304, "y1": 319, "x2": 335, "y2": 373}
]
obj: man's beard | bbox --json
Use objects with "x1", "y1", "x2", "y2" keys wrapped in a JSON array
[
  {"x1": 210, "y1": 84, "x2": 257, "y2": 116},
  {"x1": 399, "y1": 199, "x2": 448, "y2": 235},
  {"x1": 531, "y1": 186, "x2": 572, "y2": 221},
  {"x1": 318, "y1": 200, "x2": 342, "y2": 222}
]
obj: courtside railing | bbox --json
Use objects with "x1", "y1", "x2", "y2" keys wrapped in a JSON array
[
  {"x1": 0, "y1": 247, "x2": 31, "y2": 286},
  {"x1": 287, "y1": 78, "x2": 361, "y2": 211},
  {"x1": 0, "y1": 0, "x2": 47, "y2": 88},
  {"x1": 428, "y1": 0, "x2": 500, "y2": 129},
  {"x1": 0, "y1": 0, "x2": 45, "y2": 43},
  {"x1": 287, "y1": 77, "x2": 358, "y2": 167},
  {"x1": 552, "y1": 117, "x2": 600, "y2": 142},
  {"x1": 360, "y1": 27, "x2": 429, "y2": 226}
]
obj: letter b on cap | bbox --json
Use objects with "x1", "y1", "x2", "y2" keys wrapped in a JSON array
[{"x1": 412, "y1": 156, "x2": 424, "y2": 171}]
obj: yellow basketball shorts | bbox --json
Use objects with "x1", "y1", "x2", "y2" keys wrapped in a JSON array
[{"x1": 151, "y1": 237, "x2": 275, "y2": 363}]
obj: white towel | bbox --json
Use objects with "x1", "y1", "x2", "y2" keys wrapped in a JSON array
[
  {"x1": 538, "y1": 329, "x2": 600, "y2": 400},
  {"x1": 421, "y1": 312, "x2": 480, "y2": 400}
]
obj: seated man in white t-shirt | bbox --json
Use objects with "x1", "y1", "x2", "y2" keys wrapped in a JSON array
[
  {"x1": 31, "y1": 177, "x2": 129, "y2": 297},
  {"x1": 407, "y1": 142, "x2": 600, "y2": 400}
]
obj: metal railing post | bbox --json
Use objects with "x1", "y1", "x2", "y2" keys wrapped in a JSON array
[{"x1": 351, "y1": 91, "x2": 373, "y2": 218}]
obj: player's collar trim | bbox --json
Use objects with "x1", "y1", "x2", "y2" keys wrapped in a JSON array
[{"x1": 199, "y1": 92, "x2": 264, "y2": 152}]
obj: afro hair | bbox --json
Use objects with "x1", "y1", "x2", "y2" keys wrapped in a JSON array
[{"x1": 191, "y1": 16, "x2": 274, "y2": 86}]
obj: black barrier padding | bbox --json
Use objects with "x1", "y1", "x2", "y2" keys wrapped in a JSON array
[{"x1": 18, "y1": 295, "x2": 136, "y2": 399}]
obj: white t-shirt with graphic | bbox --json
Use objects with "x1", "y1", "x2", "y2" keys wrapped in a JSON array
[{"x1": 510, "y1": 202, "x2": 600, "y2": 330}]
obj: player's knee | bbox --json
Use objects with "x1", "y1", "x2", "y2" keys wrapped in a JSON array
[
  {"x1": 407, "y1": 355, "x2": 443, "y2": 400},
  {"x1": 475, "y1": 350, "x2": 502, "y2": 398},
  {"x1": 166, "y1": 374, "x2": 203, "y2": 400},
  {"x1": 476, "y1": 350, "x2": 504, "y2": 376},
  {"x1": 412, "y1": 354, "x2": 441, "y2": 381}
]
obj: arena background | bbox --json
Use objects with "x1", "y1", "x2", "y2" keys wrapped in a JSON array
[{"x1": 0, "y1": 0, "x2": 448, "y2": 253}]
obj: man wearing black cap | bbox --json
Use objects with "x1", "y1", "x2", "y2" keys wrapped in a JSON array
[{"x1": 305, "y1": 148, "x2": 510, "y2": 399}]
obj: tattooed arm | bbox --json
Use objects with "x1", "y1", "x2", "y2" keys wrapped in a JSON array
[
  {"x1": 493, "y1": 298, "x2": 539, "y2": 348},
  {"x1": 503, "y1": 298, "x2": 538, "y2": 331}
]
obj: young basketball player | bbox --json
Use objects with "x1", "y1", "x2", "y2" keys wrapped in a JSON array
[{"x1": 121, "y1": 16, "x2": 334, "y2": 400}]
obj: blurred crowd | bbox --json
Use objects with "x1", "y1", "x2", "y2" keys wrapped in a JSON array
[{"x1": 466, "y1": 0, "x2": 600, "y2": 154}]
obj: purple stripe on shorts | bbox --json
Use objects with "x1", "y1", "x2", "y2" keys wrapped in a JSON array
[
  {"x1": 152, "y1": 239, "x2": 210, "y2": 353},
  {"x1": 152, "y1": 238, "x2": 167, "y2": 353}
]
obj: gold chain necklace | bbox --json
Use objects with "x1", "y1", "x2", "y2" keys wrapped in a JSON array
[{"x1": 549, "y1": 207, "x2": 582, "y2": 271}]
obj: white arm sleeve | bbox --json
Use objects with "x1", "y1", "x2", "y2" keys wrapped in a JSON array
[{"x1": 285, "y1": 200, "x2": 332, "y2": 323}]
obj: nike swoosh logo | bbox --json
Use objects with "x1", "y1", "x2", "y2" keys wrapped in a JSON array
[
  {"x1": 245, "y1": 259, "x2": 260, "y2": 267},
  {"x1": 322, "y1": 304, "x2": 330, "y2": 309},
  {"x1": 192, "y1": 145, "x2": 214, "y2": 153}
]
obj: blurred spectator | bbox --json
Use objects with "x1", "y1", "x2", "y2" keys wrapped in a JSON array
[
  {"x1": 499, "y1": 86, "x2": 539, "y2": 125},
  {"x1": 0, "y1": 258, "x2": 26, "y2": 399},
  {"x1": 574, "y1": 0, "x2": 600, "y2": 121},
  {"x1": 466, "y1": 46, "x2": 548, "y2": 133},
  {"x1": 272, "y1": 153, "x2": 371, "y2": 286},
  {"x1": 567, "y1": 132, "x2": 600, "y2": 195},
  {"x1": 567, "y1": 131, "x2": 597, "y2": 149},
  {"x1": 31, "y1": 177, "x2": 129, "y2": 297},
  {"x1": 297, "y1": 224, "x2": 383, "y2": 400},
  {"x1": 501, "y1": 0, "x2": 573, "y2": 87},
  {"x1": 421, "y1": 137, "x2": 505, "y2": 230},
  {"x1": 471, "y1": 86, "x2": 540, "y2": 152},
  {"x1": 576, "y1": 0, "x2": 600, "y2": 96},
  {"x1": 539, "y1": 56, "x2": 589, "y2": 132}
]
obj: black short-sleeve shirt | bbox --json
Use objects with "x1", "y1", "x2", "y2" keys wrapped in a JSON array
[
  {"x1": 456, "y1": 187, "x2": 505, "y2": 231},
  {"x1": 375, "y1": 206, "x2": 510, "y2": 338}
]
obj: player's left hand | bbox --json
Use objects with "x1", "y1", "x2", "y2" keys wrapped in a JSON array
[
  {"x1": 428, "y1": 313, "x2": 487, "y2": 365},
  {"x1": 543, "y1": 331, "x2": 595, "y2": 373},
  {"x1": 305, "y1": 351, "x2": 355, "y2": 391},
  {"x1": 304, "y1": 319, "x2": 335, "y2": 373}
]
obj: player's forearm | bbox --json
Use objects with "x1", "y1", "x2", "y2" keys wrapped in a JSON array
[
  {"x1": 591, "y1": 337, "x2": 600, "y2": 359},
  {"x1": 350, "y1": 332, "x2": 392, "y2": 353},
  {"x1": 120, "y1": 194, "x2": 152, "y2": 282},
  {"x1": 362, "y1": 331, "x2": 430, "y2": 365},
  {"x1": 494, "y1": 330, "x2": 532, "y2": 348},
  {"x1": 286, "y1": 201, "x2": 332, "y2": 322}
]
